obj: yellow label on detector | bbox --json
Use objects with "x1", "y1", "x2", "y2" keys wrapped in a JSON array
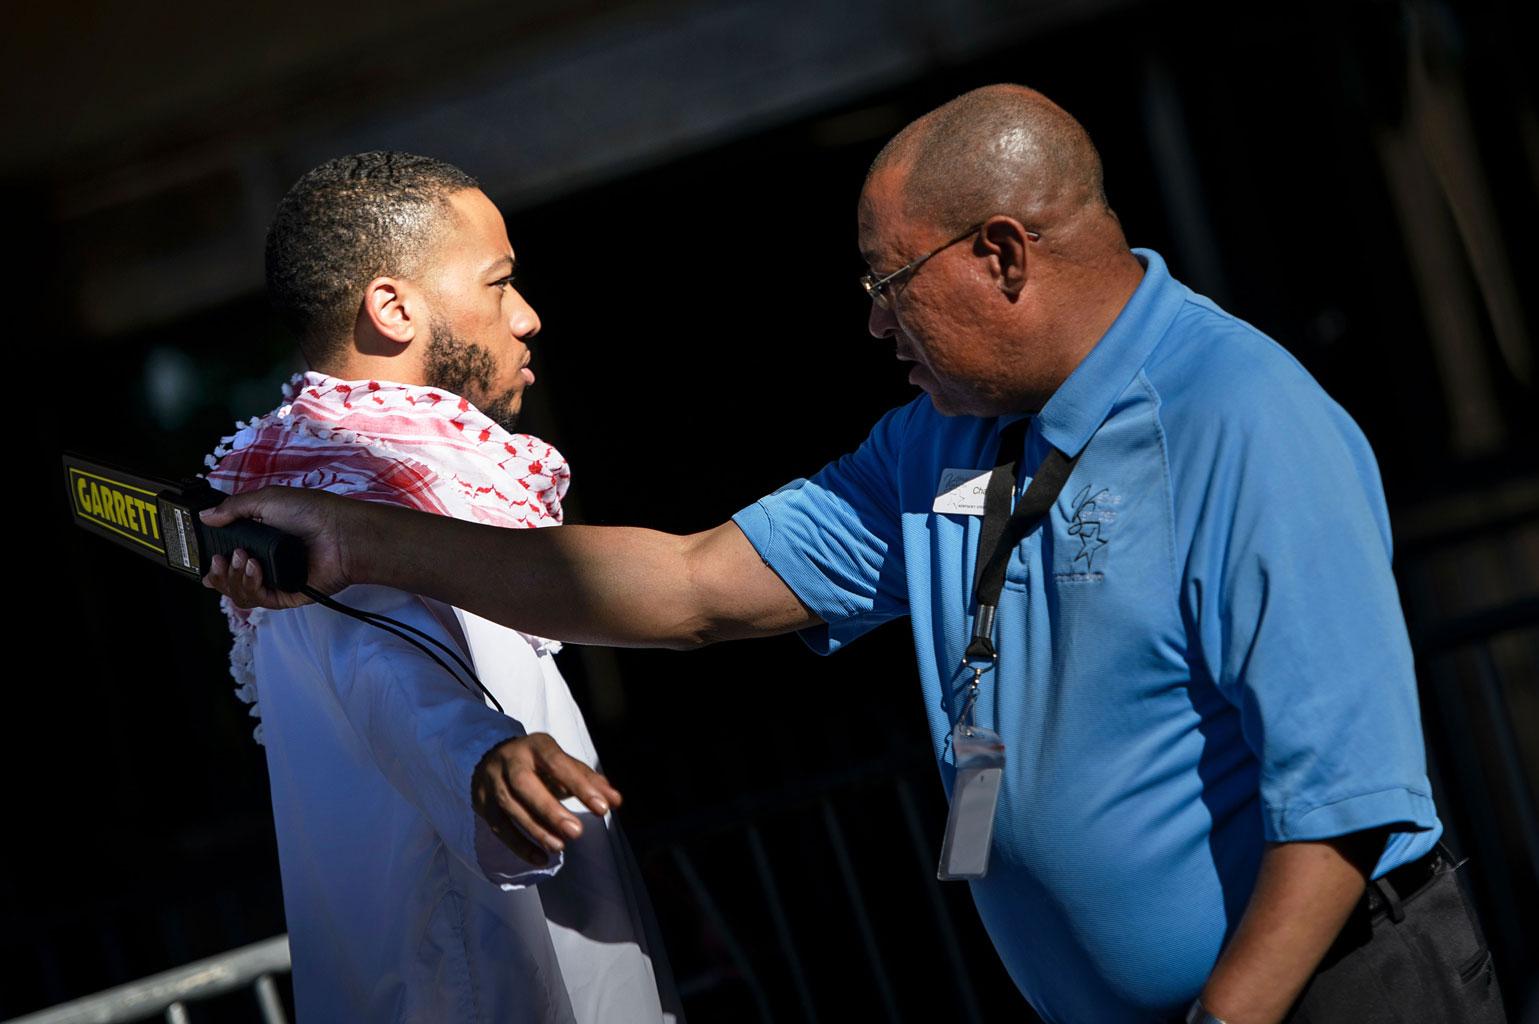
[{"x1": 69, "y1": 466, "x2": 165, "y2": 555}]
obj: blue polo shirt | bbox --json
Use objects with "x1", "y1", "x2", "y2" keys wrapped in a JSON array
[{"x1": 731, "y1": 249, "x2": 1439, "y2": 1023}]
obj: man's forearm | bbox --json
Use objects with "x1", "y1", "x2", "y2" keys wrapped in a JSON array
[
  {"x1": 358, "y1": 502, "x2": 714, "y2": 648},
  {"x1": 349, "y1": 501, "x2": 812, "y2": 648},
  {"x1": 1198, "y1": 830, "x2": 1385, "y2": 1023}
]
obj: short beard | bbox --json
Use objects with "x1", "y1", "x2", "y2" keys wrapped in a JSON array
[{"x1": 423, "y1": 315, "x2": 522, "y2": 433}]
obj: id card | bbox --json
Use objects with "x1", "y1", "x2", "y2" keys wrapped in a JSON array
[
  {"x1": 936, "y1": 722, "x2": 1006, "y2": 880},
  {"x1": 933, "y1": 468, "x2": 992, "y2": 516}
]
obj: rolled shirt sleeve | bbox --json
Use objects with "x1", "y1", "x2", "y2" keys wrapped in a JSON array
[
  {"x1": 731, "y1": 400, "x2": 916, "y2": 654},
  {"x1": 297, "y1": 584, "x2": 563, "y2": 888},
  {"x1": 1179, "y1": 381, "x2": 1439, "y2": 863}
]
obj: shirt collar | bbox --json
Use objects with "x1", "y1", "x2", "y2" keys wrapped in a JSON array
[{"x1": 1026, "y1": 248, "x2": 1185, "y2": 456}]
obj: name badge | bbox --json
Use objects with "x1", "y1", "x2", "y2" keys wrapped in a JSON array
[
  {"x1": 933, "y1": 468, "x2": 992, "y2": 516},
  {"x1": 937, "y1": 722, "x2": 1006, "y2": 880}
]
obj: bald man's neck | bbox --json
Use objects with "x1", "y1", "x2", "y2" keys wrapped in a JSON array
[{"x1": 1019, "y1": 246, "x2": 1145, "y2": 409}]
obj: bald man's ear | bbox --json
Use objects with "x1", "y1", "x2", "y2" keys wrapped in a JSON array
[
  {"x1": 980, "y1": 216, "x2": 1032, "y2": 298},
  {"x1": 360, "y1": 276, "x2": 419, "y2": 346}
]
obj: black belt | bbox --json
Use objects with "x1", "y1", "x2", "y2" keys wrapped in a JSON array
[{"x1": 1364, "y1": 844, "x2": 1447, "y2": 923}]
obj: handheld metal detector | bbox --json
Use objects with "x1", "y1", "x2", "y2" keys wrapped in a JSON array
[
  {"x1": 61, "y1": 452, "x2": 503, "y2": 712},
  {"x1": 62, "y1": 452, "x2": 308, "y2": 591}
]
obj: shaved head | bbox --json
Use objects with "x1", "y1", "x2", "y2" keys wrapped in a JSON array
[
  {"x1": 868, "y1": 85, "x2": 1113, "y2": 251},
  {"x1": 859, "y1": 83, "x2": 1145, "y2": 416}
]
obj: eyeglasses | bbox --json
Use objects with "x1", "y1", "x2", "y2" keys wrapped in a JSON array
[{"x1": 859, "y1": 222, "x2": 1040, "y2": 309}]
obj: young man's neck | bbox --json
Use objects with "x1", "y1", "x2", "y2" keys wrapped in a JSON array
[{"x1": 310, "y1": 356, "x2": 428, "y2": 388}]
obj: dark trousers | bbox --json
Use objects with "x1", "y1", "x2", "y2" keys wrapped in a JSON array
[{"x1": 1284, "y1": 845, "x2": 1507, "y2": 1023}]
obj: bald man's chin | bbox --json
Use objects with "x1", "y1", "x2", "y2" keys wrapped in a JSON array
[
  {"x1": 908, "y1": 365, "x2": 952, "y2": 413},
  {"x1": 920, "y1": 387, "x2": 984, "y2": 418},
  {"x1": 908, "y1": 362, "x2": 944, "y2": 396}
]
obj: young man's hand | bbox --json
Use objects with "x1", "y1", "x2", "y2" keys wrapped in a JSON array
[{"x1": 471, "y1": 733, "x2": 623, "y2": 865}]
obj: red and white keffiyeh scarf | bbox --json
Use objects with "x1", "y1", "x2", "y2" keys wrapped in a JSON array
[{"x1": 204, "y1": 370, "x2": 570, "y2": 741}]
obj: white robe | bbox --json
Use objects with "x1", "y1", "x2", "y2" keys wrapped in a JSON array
[{"x1": 251, "y1": 583, "x2": 681, "y2": 1022}]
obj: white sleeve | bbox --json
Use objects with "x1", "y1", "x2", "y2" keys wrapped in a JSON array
[{"x1": 298, "y1": 583, "x2": 563, "y2": 889}]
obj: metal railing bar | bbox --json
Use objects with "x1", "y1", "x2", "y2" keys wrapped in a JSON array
[
  {"x1": 162, "y1": 1005, "x2": 187, "y2": 1024},
  {"x1": 819, "y1": 799, "x2": 900, "y2": 1023},
  {"x1": 669, "y1": 847, "x2": 774, "y2": 1024},
  {"x1": 2, "y1": 936, "x2": 290, "y2": 1024},
  {"x1": 744, "y1": 825, "x2": 819, "y2": 1024},
  {"x1": 252, "y1": 975, "x2": 287, "y2": 1024},
  {"x1": 894, "y1": 779, "x2": 983, "y2": 1024}
]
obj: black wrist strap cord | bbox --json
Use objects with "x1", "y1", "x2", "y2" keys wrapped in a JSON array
[{"x1": 300, "y1": 585, "x2": 505, "y2": 715}]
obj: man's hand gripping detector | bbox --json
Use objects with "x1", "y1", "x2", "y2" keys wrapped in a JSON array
[
  {"x1": 62, "y1": 453, "x2": 307, "y2": 591},
  {"x1": 63, "y1": 453, "x2": 509, "y2": 711}
]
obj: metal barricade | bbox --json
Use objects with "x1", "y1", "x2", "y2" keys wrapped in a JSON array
[{"x1": 3, "y1": 936, "x2": 290, "y2": 1024}]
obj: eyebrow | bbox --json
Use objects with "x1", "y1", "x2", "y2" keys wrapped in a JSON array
[
  {"x1": 482, "y1": 254, "x2": 516, "y2": 277},
  {"x1": 863, "y1": 249, "x2": 904, "y2": 275}
]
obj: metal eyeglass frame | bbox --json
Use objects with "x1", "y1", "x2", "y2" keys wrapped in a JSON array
[{"x1": 860, "y1": 221, "x2": 1040, "y2": 308}]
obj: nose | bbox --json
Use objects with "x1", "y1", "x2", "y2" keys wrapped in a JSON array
[
  {"x1": 868, "y1": 298, "x2": 897, "y2": 339},
  {"x1": 508, "y1": 287, "x2": 541, "y2": 340}
]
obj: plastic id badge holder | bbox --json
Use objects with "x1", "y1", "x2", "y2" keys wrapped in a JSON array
[
  {"x1": 936, "y1": 722, "x2": 1006, "y2": 880},
  {"x1": 934, "y1": 422, "x2": 1079, "y2": 882}
]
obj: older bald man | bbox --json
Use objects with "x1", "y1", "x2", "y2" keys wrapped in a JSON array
[{"x1": 202, "y1": 86, "x2": 1501, "y2": 1023}]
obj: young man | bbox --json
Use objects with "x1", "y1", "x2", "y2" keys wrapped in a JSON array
[{"x1": 207, "y1": 152, "x2": 679, "y2": 1023}]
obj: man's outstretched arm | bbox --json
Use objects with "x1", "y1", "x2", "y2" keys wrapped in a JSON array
[{"x1": 200, "y1": 487, "x2": 818, "y2": 647}]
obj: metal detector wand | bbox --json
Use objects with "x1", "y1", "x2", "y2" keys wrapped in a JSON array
[{"x1": 62, "y1": 452, "x2": 308, "y2": 591}]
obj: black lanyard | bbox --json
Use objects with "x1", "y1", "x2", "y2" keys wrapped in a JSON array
[{"x1": 963, "y1": 419, "x2": 1080, "y2": 670}]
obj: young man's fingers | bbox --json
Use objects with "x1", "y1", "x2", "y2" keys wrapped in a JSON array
[
  {"x1": 538, "y1": 749, "x2": 620, "y2": 816},
  {"x1": 485, "y1": 814, "x2": 547, "y2": 866},
  {"x1": 593, "y1": 772, "x2": 622, "y2": 810},
  {"x1": 503, "y1": 763, "x2": 584, "y2": 842},
  {"x1": 534, "y1": 763, "x2": 573, "y2": 800},
  {"x1": 494, "y1": 773, "x2": 570, "y2": 852}
]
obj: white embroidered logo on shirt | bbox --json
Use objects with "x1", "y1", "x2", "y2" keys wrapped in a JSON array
[{"x1": 1061, "y1": 484, "x2": 1118, "y2": 580}]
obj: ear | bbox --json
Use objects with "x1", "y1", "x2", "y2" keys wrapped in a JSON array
[
  {"x1": 360, "y1": 276, "x2": 419, "y2": 346},
  {"x1": 978, "y1": 216, "x2": 1034, "y2": 298}
]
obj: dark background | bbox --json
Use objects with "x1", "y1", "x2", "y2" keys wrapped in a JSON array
[{"x1": 6, "y1": 0, "x2": 1536, "y2": 1020}]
